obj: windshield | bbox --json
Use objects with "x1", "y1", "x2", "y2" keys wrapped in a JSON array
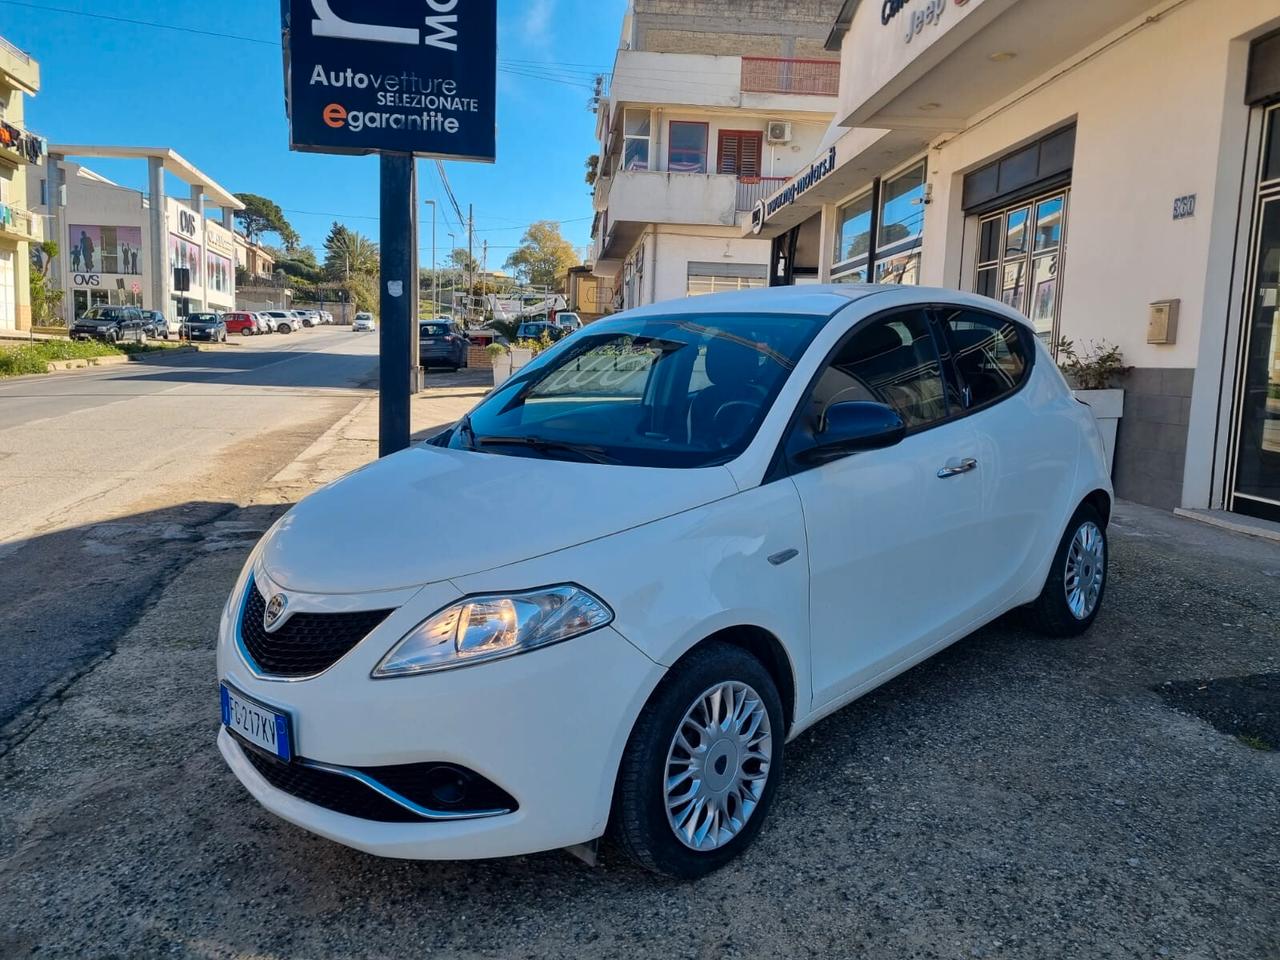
[
  {"x1": 517, "y1": 323, "x2": 547, "y2": 337},
  {"x1": 420, "y1": 323, "x2": 450, "y2": 336},
  {"x1": 82, "y1": 307, "x2": 129, "y2": 320},
  {"x1": 188, "y1": 314, "x2": 218, "y2": 323},
  {"x1": 447, "y1": 312, "x2": 824, "y2": 468}
]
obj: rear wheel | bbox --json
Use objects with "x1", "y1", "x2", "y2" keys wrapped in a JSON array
[
  {"x1": 1025, "y1": 504, "x2": 1108, "y2": 637},
  {"x1": 241, "y1": 328, "x2": 254, "y2": 337},
  {"x1": 611, "y1": 642, "x2": 784, "y2": 879}
]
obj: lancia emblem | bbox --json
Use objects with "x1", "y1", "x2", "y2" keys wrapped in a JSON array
[{"x1": 264, "y1": 593, "x2": 289, "y2": 632}]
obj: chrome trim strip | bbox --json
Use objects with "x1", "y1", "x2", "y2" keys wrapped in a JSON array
[
  {"x1": 234, "y1": 578, "x2": 385, "y2": 684},
  {"x1": 297, "y1": 758, "x2": 513, "y2": 822}
]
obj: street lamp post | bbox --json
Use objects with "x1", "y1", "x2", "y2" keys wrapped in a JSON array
[{"x1": 424, "y1": 200, "x2": 438, "y2": 320}]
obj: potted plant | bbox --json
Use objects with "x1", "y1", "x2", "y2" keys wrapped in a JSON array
[
  {"x1": 486, "y1": 342, "x2": 512, "y2": 385},
  {"x1": 1055, "y1": 337, "x2": 1130, "y2": 476}
]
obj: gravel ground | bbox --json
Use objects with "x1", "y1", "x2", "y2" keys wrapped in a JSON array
[{"x1": 0, "y1": 501, "x2": 1276, "y2": 960}]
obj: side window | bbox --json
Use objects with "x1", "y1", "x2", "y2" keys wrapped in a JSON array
[
  {"x1": 938, "y1": 308, "x2": 1030, "y2": 408},
  {"x1": 810, "y1": 309, "x2": 952, "y2": 430}
]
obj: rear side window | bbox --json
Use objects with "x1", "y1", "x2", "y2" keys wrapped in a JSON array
[
  {"x1": 937, "y1": 309, "x2": 1030, "y2": 408},
  {"x1": 810, "y1": 309, "x2": 952, "y2": 430}
]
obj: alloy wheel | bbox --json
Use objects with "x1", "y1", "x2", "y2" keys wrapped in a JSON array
[
  {"x1": 664, "y1": 680, "x2": 772, "y2": 851},
  {"x1": 1064, "y1": 521, "x2": 1105, "y2": 620}
]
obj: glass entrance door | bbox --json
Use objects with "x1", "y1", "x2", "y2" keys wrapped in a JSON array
[
  {"x1": 1231, "y1": 104, "x2": 1280, "y2": 522},
  {"x1": 973, "y1": 189, "x2": 1068, "y2": 341}
]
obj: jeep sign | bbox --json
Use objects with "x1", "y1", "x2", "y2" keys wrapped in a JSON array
[{"x1": 282, "y1": 0, "x2": 497, "y2": 161}]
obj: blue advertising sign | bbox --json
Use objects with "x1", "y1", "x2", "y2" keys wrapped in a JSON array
[{"x1": 282, "y1": 0, "x2": 496, "y2": 162}]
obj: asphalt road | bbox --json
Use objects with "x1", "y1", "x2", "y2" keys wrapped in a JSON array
[{"x1": 0, "y1": 327, "x2": 378, "y2": 732}]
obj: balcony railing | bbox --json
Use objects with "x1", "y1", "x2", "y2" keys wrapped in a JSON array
[
  {"x1": 735, "y1": 177, "x2": 789, "y2": 213},
  {"x1": 0, "y1": 35, "x2": 30, "y2": 64},
  {"x1": 741, "y1": 57, "x2": 839, "y2": 97}
]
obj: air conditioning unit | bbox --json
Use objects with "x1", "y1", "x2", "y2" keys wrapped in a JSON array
[{"x1": 766, "y1": 121, "x2": 792, "y2": 145}]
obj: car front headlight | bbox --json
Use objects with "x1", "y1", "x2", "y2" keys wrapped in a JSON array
[{"x1": 372, "y1": 585, "x2": 613, "y2": 678}]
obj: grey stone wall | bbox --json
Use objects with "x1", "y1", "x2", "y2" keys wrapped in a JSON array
[{"x1": 1111, "y1": 368, "x2": 1195, "y2": 511}]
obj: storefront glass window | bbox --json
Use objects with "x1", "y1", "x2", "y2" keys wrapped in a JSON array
[
  {"x1": 1004, "y1": 208, "x2": 1029, "y2": 257},
  {"x1": 973, "y1": 189, "x2": 1068, "y2": 339},
  {"x1": 1035, "y1": 197, "x2": 1064, "y2": 250},
  {"x1": 837, "y1": 192, "x2": 873, "y2": 262},
  {"x1": 622, "y1": 109, "x2": 649, "y2": 172},
  {"x1": 878, "y1": 161, "x2": 926, "y2": 248},
  {"x1": 875, "y1": 250, "x2": 921, "y2": 286}
]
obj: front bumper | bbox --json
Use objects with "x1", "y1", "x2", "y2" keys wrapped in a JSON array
[{"x1": 217, "y1": 575, "x2": 663, "y2": 860}]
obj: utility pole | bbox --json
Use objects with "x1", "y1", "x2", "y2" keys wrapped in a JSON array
[
  {"x1": 467, "y1": 203, "x2": 475, "y2": 325},
  {"x1": 481, "y1": 239, "x2": 489, "y2": 319},
  {"x1": 378, "y1": 154, "x2": 418, "y2": 457}
]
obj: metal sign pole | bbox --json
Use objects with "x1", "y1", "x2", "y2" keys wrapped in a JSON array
[{"x1": 378, "y1": 153, "x2": 418, "y2": 458}]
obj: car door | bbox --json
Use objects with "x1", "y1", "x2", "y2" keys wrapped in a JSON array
[
  {"x1": 934, "y1": 306, "x2": 1078, "y2": 613},
  {"x1": 785, "y1": 307, "x2": 986, "y2": 708}
]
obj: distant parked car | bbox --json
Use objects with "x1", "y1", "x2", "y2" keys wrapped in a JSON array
[
  {"x1": 254, "y1": 313, "x2": 273, "y2": 335},
  {"x1": 556, "y1": 311, "x2": 583, "y2": 333},
  {"x1": 516, "y1": 320, "x2": 567, "y2": 343},
  {"x1": 419, "y1": 319, "x2": 469, "y2": 371},
  {"x1": 263, "y1": 310, "x2": 299, "y2": 334},
  {"x1": 69, "y1": 306, "x2": 147, "y2": 344},
  {"x1": 293, "y1": 310, "x2": 317, "y2": 328},
  {"x1": 181, "y1": 312, "x2": 227, "y2": 342},
  {"x1": 352, "y1": 312, "x2": 376, "y2": 332},
  {"x1": 319, "y1": 310, "x2": 334, "y2": 324},
  {"x1": 140, "y1": 309, "x2": 172, "y2": 339},
  {"x1": 222, "y1": 312, "x2": 259, "y2": 336}
]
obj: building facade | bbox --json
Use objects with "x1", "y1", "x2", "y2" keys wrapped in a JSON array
[
  {"x1": 0, "y1": 36, "x2": 43, "y2": 332},
  {"x1": 30, "y1": 146, "x2": 242, "y2": 324},
  {"x1": 590, "y1": 0, "x2": 844, "y2": 310},
  {"x1": 234, "y1": 232, "x2": 277, "y2": 283},
  {"x1": 751, "y1": 0, "x2": 1280, "y2": 521}
]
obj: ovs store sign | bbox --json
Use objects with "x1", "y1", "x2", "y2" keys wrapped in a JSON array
[{"x1": 283, "y1": 0, "x2": 497, "y2": 162}]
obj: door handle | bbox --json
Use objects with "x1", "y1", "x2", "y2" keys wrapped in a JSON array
[{"x1": 937, "y1": 458, "x2": 978, "y2": 479}]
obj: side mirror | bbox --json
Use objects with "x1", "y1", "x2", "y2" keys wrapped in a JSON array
[{"x1": 798, "y1": 401, "x2": 906, "y2": 464}]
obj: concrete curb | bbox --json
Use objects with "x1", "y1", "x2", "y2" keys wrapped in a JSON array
[{"x1": 43, "y1": 346, "x2": 198, "y2": 374}]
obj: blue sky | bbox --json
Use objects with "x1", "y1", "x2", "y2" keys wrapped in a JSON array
[{"x1": 2, "y1": 0, "x2": 622, "y2": 268}]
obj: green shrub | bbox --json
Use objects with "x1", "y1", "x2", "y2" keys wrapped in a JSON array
[{"x1": 0, "y1": 339, "x2": 126, "y2": 378}]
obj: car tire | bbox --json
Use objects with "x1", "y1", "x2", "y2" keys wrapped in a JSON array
[
  {"x1": 611, "y1": 642, "x2": 785, "y2": 880},
  {"x1": 108, "y1": 329, "x2": 119, "y2": 345},
  {"x1": 241, "y1": 328, "x2": 254, "y2": 337},
  {"x1": 1025, "y1": 503, "x2": 1108, "y2": 638}
]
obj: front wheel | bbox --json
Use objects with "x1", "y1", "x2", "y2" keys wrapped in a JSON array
[
  {"x1": 1025, "y1": 504, "x2": 1108, "y2": 637},
  {"x1": 241, "y1": 328, "x2": 254, "y2": 337},
  {"x1": 611, "y1": 642, "x2": 784, "y2": 879}
]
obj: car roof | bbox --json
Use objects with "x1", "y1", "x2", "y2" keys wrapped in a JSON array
[{"x1": 613, "y1": 284, "x2": 1035, "y2": 330}]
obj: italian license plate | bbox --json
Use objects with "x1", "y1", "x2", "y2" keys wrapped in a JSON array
[{"x1": 221, "y1": 683, "x2": 292, "y2": 762}]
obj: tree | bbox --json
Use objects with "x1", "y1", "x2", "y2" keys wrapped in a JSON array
[
  {"x1": 274, "y1": 244, "x2": 324, "y2": 283},
  {"x1": 28, "y1": 241, "x2": 63, "y2": 327},
  {"x1": 447, "y1": 247, "x2": 478, "y2": 273},
  {"x1": 234, "y1": 193, "x2": 300, "y2": 250},
  {"x1": 504, "y1": 221, "x2": 580, "y2": 288},
  {"x1": 323, "y1": 222, "x2": 379, "y2": 279}
]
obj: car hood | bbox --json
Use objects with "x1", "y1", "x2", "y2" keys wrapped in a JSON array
[
  {"x1": 74, "y1": 318, "x2": 120, "y2": 327},
  {"x1": 260, "y1": 445, "x2": 740, "y2": 595}
]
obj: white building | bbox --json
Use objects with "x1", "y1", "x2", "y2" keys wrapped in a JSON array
[
  {"x1": 750, "y1": 0, "x2": 1280, "y2": 524},
  {"x1": 590, "y1": 0, "x2": 844, "y2": 310},
  {"x1": 29, "y1": 146, "x2": 242, "y2": 323},
  {"x1": 0, "y1": 35, "x2": 42, "y2": 332}
]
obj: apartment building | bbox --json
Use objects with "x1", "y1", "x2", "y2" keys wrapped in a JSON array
[
  {"x1": 234, "y1": 233, "x2": 277, "y2": 283},
  {"x1": 0, "y1": 35, "x2": 43, "y2": 332},
  {"x1": 750, "y1": 0, "x2": 1280, "y2": 523},
  {"x1": 590, "y1": 0, "x2": 842, "y2": 310}
]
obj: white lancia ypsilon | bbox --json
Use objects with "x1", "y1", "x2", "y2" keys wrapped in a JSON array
[{"x1": 218, "y1": 286, "x2": 1112, "y2": 878}]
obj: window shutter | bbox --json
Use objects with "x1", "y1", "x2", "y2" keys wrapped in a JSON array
[{"x1": 718, "y1": 131, "x2": 764, "y2": 178}]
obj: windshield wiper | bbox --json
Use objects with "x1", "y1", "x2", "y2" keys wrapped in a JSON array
[{"x1": 474, "y1": 435, "x2": 616, "y2": 464}]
